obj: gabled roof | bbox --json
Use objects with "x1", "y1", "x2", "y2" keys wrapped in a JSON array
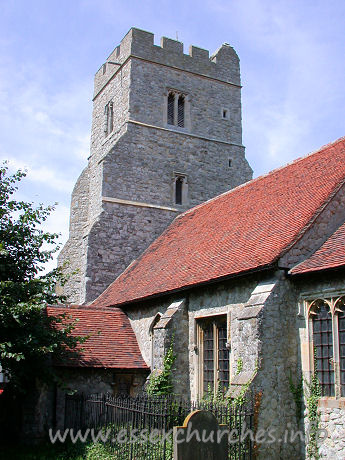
[
  {"x1": 46, "y1": 306, "x2": 148, "y2": 369},
  {"x1": 92, "y1": 137, "x2": 345, "y2": 308},
  {"x1": 290, "y1": 221, "x2": 345, "y2": 275}
]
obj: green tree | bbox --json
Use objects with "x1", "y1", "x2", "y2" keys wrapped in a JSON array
[{"x1": 0, "y1": 163, "x2": 82, "y2": 393}]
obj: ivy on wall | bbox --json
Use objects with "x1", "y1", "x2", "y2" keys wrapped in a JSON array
[{"x1": 146, "y1": 335, "x2": 176, "y2": 396}]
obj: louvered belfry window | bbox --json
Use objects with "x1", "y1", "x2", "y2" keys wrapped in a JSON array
[
  {"x1": 167, "y1": 92, "x2": 175, "y2": 125},
  {"x1": 177, "y1": 95, "x2": 185, "y2": 127},
  {"x1": 199, "y1": 316, "x2": 229, "y2": 397},
  {"x1": 311, "y1": 301, "x2": 334, "y2": 396},
  {"x1": 167, "y1": 91, "x2": 186, "y2": 127}
]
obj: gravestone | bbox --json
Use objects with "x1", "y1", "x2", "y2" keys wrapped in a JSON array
[{"x1": 173, "y1": 410, "x2": 228, "y2": 460}]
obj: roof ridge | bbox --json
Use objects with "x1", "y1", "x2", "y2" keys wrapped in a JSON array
[{"x1": 47, "y1": 304, "x2": 122, "y2": 312}]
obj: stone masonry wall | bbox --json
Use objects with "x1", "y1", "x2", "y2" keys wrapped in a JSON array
[
  {"x1": 54, "y1": 368, "x2": 147, "y2": 430},
  {"x1": 57, "y1": 167, "x2": 89, "y2": 303},
  {"x1": 251, "y1": 272, "x2": 302, "y2": 459}
]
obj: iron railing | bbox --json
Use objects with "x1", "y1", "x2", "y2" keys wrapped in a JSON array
[{"x1": 64, "y1": 393, "x2": 254, "y2": 459}]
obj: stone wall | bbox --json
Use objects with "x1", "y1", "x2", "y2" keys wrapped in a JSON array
[
  {"x1": 58, "y1": 28, "x2": 252, "y2": 304},
  {"x1": 54, "y1": 368, "x2": 147, "y2": 430}
]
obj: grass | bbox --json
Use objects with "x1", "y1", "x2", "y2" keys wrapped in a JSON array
[
  {"x1": 1, "y1": 438, "x2": 173, "y2": 460},
  {"x1": 0, "y1": 441, "x2": 108, "y2": 460}
]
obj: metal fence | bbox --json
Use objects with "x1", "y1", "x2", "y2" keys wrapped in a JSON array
[{"x1": 64, "y1": 393, "x2": 254, "y2": 459}]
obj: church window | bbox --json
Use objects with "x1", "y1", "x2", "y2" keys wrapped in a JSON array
[
  {"x1": 307, "y1": 295, "x2": 345, "y2": 398},
  {"x1": 175, "y1": 177, "x2": 183, "y2": 205},
  {"x1": 166, "y1": 90, "x2": 187, "y2": 128},
  {"x1": 174, "y1": 174, "x2": 187, "y2": 206},
  {"x1": 221, "y1": 107, "x2": 230, "y2": 120},
  {"x1": 337, "y1": 301, "x2": 345, "y2": 397},
  {"x1": 177, "y1": 95, "x2": 185, "y2": 127},
  {"x1": 167, "y1": 92, "x2": 175, "y2": 125},
  {"x1": 197, "y1": 315, "x2": 230, "y2": 397},
  {"x1": 310, "y1": 300, "x2": 334, "y2": 396},
  {"x1": 104, "y1": 101, "x2": 114, "y2": 137}
]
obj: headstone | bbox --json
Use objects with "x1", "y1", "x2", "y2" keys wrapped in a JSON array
[{"x1": 173, "y1": 410, "x2": 228, "y2": 460}]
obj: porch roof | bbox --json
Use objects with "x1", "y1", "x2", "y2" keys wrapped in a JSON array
[{"x1": 47, "y1": 305, "x2": 148, "y2": 369}]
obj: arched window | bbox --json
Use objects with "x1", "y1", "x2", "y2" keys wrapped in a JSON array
[
  {"x1": 175, "y1": 177, "x2": 183, "y2": 205},
  {"x1": 309, "y1": 299, "x2": 334, "y2": 396},
  {"x1": 174, "y1": 174, "x2": 187, "y2": 206}
]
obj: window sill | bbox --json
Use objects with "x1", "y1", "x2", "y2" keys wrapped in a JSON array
[{"x1": 165, "y1": 123, "x2": 189, "y2": 133}]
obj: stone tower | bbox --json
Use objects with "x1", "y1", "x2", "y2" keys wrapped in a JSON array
[{"x1": 58, "y1": 28, "x2": 252, "y2": 304}]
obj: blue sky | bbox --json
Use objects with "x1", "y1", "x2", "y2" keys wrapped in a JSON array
[{"x1": 1, "y1": 0, "x2": 344, "y2": 269}]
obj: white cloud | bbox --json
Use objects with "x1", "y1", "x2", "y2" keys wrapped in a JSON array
[
  {"x1": 5, "y1": 157, "x2": 75, "y2": 193},
  {"x1": 214, "y1": 0, "x2": 345, "y2": 174},
  {"x1": 39, "y1": 203, "x2": 71, "y2": 275}
]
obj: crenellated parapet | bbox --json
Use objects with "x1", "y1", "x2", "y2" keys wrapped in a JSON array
[{"x1": 94, "y1": 28, "x2": 240, "y2": 98}]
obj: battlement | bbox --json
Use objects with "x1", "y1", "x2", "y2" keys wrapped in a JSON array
[{"x1": 94, "y1": 28, "x2": 240, "y2": 98}]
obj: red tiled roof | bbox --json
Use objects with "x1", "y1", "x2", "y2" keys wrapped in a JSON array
[
  {"x1": 46, "y1": 306, "x2": 148, "y2": 369},
  {"x1": 92, "y1": 137, "x2": 345, "y2": 308},
  {"x1": 290, "y1": 222, "x2": 345, "y2": 275}
]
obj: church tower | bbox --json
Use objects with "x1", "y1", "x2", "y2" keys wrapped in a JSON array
[{"x1": 58, "y1": 28, "x2": 252, "y2": 304}]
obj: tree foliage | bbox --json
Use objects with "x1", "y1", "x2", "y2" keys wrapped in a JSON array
[{"x1": 0, "y1": 163, "x2": 82, "y2": 393}]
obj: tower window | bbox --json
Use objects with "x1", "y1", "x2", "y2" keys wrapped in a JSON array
[
  {"x1": 228, "y1": 159, "x2": 232, "y2": 167},
  {"x1": 174, "y1": 174, "x2": 188, "y2": 206},
  {"x1": 175, "y1": 177, "x2": 183, "y2": 205},
  {"x1": 221, "y1": 107, "x2": 230, "y2": 120},
  {"x1": 177, "y1": 95, "x2": 185, "y2": 127},
  {"x1": 167, "y1": 92, "x2": 175, "y2": 125},
  {"x1": 104, "y1": 101, "x2": 114, "y2": 137},
  {"x1": 166, "y1": 91, "x2": 187, "y2": 128}
]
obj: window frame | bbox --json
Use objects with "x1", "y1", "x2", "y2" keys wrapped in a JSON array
[
  {"x1": 196, "y1": 313, "x2": 231, "y2": 398},
  {"x1": 305, "y1": 294, "x2": 345, "y2": 400},
  {"x1": 104, "y1": 100, "x2": 114, "y2": 138},
  {"x1": 173, "y1": 173, "x2": 188, "y2": 206},
  {"x1": 164, "y1": 89, "x2": 190, "y2": 130}
]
